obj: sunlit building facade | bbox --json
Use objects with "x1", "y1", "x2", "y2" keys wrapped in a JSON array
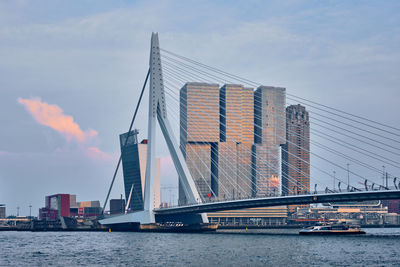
[
  {"x1": 179, "y1": 83, "x2": 286, "y2": 203},
  {"x1": 179, "y1": 83, "x2": 220, "y2": 204},
  {"x1": 218, "y1": 84, "x2": 254, "y2": 200},
  {"x1": 179, "y1": 83, "x2": 255, "y2": 203}
]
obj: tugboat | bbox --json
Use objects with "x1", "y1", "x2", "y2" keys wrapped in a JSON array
[{"x1": 299, "y1": 223, "x2": 365, "y2": 235}]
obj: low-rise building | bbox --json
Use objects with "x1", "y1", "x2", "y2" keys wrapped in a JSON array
[
  {"x1": 289, "y1": 201, "x2": 400, "y2": 225},
  {"x1": 208, "y1": 206, "x2": 288, "y2": 226},
  {"x1": 39, "y1": 194, "x2": 70, "y2": 220},
  {"x1": 382, "y1": 199, "x2": 400, "y2": 214},
  {"x1": 0, "y1": 204, "x2": 6, "y2": 218}
]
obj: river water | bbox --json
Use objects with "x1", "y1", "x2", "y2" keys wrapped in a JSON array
[{"x1": 1, "y1": 228, "x2": 399, "y2": 266}]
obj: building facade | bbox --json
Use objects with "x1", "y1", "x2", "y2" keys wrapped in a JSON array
[
  {"x1": 120, "y1": 130, "x2": 144, "y2": 211},
  {"x1": 179, "y1": 83, "x2": 256, "y2": 204},
  {"x1": 253, "y1": 86, "x2": 286, "y2": 197},
  {"x1": 208, "y1": 206, "x2": 288, "y2": 226},
  {"x1": 382, "y1": 199, "x2": 400, "y2": 214},
  {"x1": 281, "y1": 104, "x2": 310, "y2": 196},
  {"x1": 179, "y1": 83, "x2": 220, "y2": 204},
  {"x1": 39, "y1": 194, "x2": 70, "y2": 220},
  {"x1": 179, "y1": 83, "x2": 287, "y2": 203},
  {"x1": 218, "y1": 84, "x2": 254, "y2": 200}
]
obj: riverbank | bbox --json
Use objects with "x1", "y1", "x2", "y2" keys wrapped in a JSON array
[{"x1": 2, "y1": 223, "x2": 400, "y2": 232}]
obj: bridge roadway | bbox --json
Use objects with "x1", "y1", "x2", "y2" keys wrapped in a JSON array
[{"x1": 154, "y1": 190, "x2": 400, "y2": 215}]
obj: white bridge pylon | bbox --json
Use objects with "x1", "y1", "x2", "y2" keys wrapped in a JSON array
[
  {"x1": 100, "y1": 33, "x2": 207, "y2": 226},
  {"x1": 143, "y1": 32, "x2": 208, "y2": 223}
]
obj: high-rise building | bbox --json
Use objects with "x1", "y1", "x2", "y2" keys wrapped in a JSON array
[
  {"x1": 253, "y1": 86, "x2": 286, "y2": 197},
  {"x1": 120, "y1": 130, "x2": 144, "y2": 211},
  {"x1": 179, "y1": 83, "x2": 220, "y2": 204},
  {"x1": 281, "y1": 104, "x2": 310, "y2": 196},
  {"x1": 218, "y1": 84, "x2": 254, "y2": 200},
  {"x1": 120, "y1": 131, "x2": 161, "y2": 211},
  {"x1": 220, "y1": 84, "x2": 254, "y2": 143},
  {"x1": 180, "y1": 82, "x2": 220, "y2": 144},
  {"x1": 179, "y1": 83, "x2": 255, "y2": 203},
  {"x1": 180, "y1": 83, "x2": 287, "y2": 202}
]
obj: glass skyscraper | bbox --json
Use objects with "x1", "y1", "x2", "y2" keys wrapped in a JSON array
[
  {"x1": 120, "y1": 130, "x2": 144, "y2": 212},
  {"x1": 120, "y1": 130, "x2": 161, "y2": 211},
  {"x1": 253, "y1": 86, "x2": 286, "y2": 197}
]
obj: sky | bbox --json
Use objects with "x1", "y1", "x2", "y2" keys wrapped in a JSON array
[{"x1": 0, "y1": 0, "x2": 400, "y2": 216}]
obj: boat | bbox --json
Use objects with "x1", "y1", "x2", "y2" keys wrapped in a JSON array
[
  {"x1": 299, "y1": 223, "x2": 366, "y2": 235},
  {"x1": 139, "y1": 222, "x2": 218, "y2": 233}
]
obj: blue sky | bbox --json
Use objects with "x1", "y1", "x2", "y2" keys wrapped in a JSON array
[{"x1": 0, "y1": 0, "x2": 399, "y2": 216}]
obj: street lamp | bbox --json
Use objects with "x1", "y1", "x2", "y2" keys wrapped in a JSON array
[
  {"x1": 347, "y1": 163, "x2": 350, "y2": 187},
  {"x1": 333, "y1": 171, "x2": 336, "y2": 191}
]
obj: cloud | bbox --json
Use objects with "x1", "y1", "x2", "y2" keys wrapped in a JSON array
[
  {"x1": 18, "y1": 97, "x2": 97, "y2": 143},
  {"x1": 86, "y1": 147, "x2": 112, "y2": 161},
  {"x1": 0, "y1": 151, "x2": 8, "y2": 156}
]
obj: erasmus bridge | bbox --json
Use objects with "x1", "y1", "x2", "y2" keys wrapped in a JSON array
[{"x1": 99, "y1": 33, "x2": 400, "y2": 227}]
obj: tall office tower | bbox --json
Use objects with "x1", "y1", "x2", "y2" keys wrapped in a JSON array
[
  {"x1": 281, "y1": 104, "x2": 310, "y2": 196},
  {"x1": 253, "y1": 86, "x2": 286, "y2": 197},
  {"x1": 218, "y1": 84, "x2": 254, "y2": 200},
  {"x1": 179, "y1": 83, "x2": 220, "y2": 204},
  {"x1": 120, "y1": 131, "x2": 161, "y2": 211}
]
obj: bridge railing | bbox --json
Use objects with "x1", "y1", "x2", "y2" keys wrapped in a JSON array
[{"x1": 157, "y1": 185, "x2": 399, "y2": 210}]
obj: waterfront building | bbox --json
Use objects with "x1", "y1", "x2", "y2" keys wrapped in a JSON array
[
  {"x1": 179, "y1": 83, "x2": 255, "y2": 203},
  {"x1": 253, "y1": 86, "x2": 286, "y2": 197},
  {"x1": 69, "y1": 195, "x2": 77, "y2": 208},
  {"x1": 218, "y1": 84, "x2": 254, "y2": 200},
  {"x1": 289, "y1": 200, "x2": 397, "y2": 225},
  {"x1": 0, "y1": 204, "x2": 5, "y2": 218},
  {"x1": 179, "y1": 83, "x2": 286, "y2": 202},
  {"x1": 120, "y1": 131, "x2": 161, "y2": 211},
  {"x1": 179, "y1": 82, "x2": 220, "y2": 204},
  {"x1": 120, "y1": 130, "x2": 144, "y2": 211},
  {"x1": 382, "y1": 199, "x2": 400, "y2": 214},
  {"x1": 70, "y1": 199, "x2": 102, "y2": 218},
  {"x1": 207, "y1": 206, "x2": 288, "y2": 226},
  {"x1": 39, "y1": 194, "x2": 70, "y2": 220}
]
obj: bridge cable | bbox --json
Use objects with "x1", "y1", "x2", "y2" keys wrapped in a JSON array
[
  {"x1": 101, "y1": 68, "x2": 150, "y2": 215},
  {"x1": 161, "y1": 65, "x2": 390, "y2": 189},
  {"x1": 160, "y1": 48, "x2": 400, "y2": 134}
]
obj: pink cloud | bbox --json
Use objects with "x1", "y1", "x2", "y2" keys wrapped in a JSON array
[
  {"x1": 0, "y1": 151, "x2": 8, "y2": 156},
  {"x1": 18, "y1": 97, "x2": 97, "y2": 143},
  {"x1": 86, "y1": 147, "x2": 112, "y2": 161}
]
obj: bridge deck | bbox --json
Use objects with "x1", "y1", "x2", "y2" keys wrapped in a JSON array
[{"x1": 154, "y1": 190, "x2": 400, "y2": 215}]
